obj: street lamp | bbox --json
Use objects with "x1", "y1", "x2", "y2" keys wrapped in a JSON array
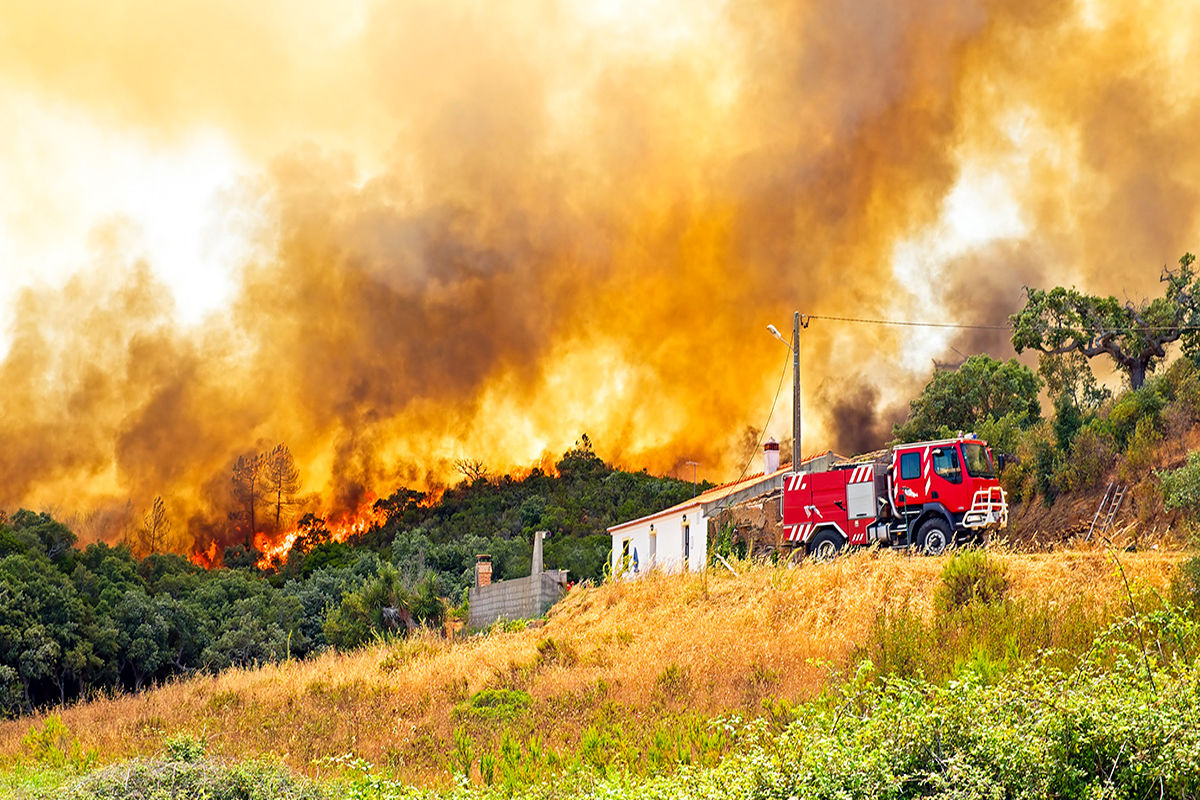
[{"x1": 767, "y1": 312, "x2": 806, "y2": 475}]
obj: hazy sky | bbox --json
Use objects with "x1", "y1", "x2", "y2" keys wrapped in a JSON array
[{"x1": 2, "y1": 0, "x2": 1198, "y2": 547}]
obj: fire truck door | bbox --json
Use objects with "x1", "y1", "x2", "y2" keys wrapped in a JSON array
[{"x1": 894, "y1": 450, "x2": 924, "y2": 508}]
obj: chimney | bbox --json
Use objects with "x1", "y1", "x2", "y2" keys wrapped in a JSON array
[
  {"x1": 475, "y1": 554, "x2": 492, "y2": 587},
  {"x1": 764, "y1": 437, "x2": 780, "y2": 473},
  {"x1": 531, "y1": 530, "x2": 547, "y2": 575}
]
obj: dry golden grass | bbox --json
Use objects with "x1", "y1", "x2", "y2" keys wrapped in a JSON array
[{"x1": 0, "y1": 548, "x2": 1186, "y2": 785}]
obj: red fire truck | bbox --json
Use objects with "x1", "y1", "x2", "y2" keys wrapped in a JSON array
[{"x1": 781, "y1": 435, "x2": 1007, "y2": 557}]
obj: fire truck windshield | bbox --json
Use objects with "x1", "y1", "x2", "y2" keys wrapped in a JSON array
[{"x1": 962, "y1": 442, "x2": 995, "y2": 478}]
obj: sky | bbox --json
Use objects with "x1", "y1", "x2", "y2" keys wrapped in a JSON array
[{"x1": 1, "y1": 0, "x2": 1199, "y2": 549}]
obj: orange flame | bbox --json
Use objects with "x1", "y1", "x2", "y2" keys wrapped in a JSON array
[
  {"x1": 254, "y1": 497, "x2": 388, "y2": 570},
  {"x1": 189, "y1": 540, "x2": 221, "y2": 569}
]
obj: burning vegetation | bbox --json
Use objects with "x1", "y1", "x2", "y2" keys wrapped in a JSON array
[{"x1": 1, "y1": 1, "x2": 1200, "y2": 553}]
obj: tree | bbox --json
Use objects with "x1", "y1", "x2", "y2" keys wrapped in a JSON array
[
  {"x1": 893, "y1": 355, "x2": 1042, "y2": 443},
  {"x1": 1011, "y1": 253, "x2": 1199, "y2": 389},
  {"x1": 261, "y1": 443, "x2": 301, "y2": 532},
  {"x1": 454, "y1": 458, "x2": 489, "y2": 483},
  {"x1": 231, "y1": 451, "x2": 265, "y2": 547},
  {"x1": 138, "y1": 496, "x2": 171, "y2": 556},
  {"x1": 1038, "y1": 351, "x2": 1110, "y2": 412}
]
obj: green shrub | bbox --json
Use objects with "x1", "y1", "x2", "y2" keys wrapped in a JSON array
[
  {"x1": 1120, "y1": 416, "x2": 1163, "y2": 480},
  {"x1": 455, "y1": 688, "x2": 531, "y2": 720},
  {"x1": 1171, "y1": 555, "x2": 1200, "y2": 612},
  {"x1": 1159, "y1": 451, "x2": 1200, "y2": 521},
  {"x1": 164, "y1": 732, "x2": 206, "y2": 763},
  {"x1": 58, "y1": 757, "x2": 328, "y2": 800},
  {"x1": 19, "y1": 715, "x2": 96, "y2": 772},
  {"x1": 1054, "y1": 420, "x2": 1116, "y2": 492},
  {"x1": 1106, "y1": 381, "x2": 1167, "y2": 448},
  {"x1": 935, "y1": 550, "x2": 1010, "y2": 613}
]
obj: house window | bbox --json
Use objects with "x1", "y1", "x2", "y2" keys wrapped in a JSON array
[
  {"x1": 681, "y1": 515, "x2": 690, "y2": 567},
  {"x1": 621, "y1": 538, "x2": 631, "y2": 574}
]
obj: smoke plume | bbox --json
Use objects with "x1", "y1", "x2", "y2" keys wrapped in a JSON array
[{"x1": 1, "y1": 0, "x2": 1199, "y2": 550}]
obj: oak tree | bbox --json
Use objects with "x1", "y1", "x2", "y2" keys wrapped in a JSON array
[{"x1": 1011, "y1": 253, "x2": 1199, "y2": 389}]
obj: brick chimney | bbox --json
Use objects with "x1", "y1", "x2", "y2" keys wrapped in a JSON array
[
  {"x1": 475, "y1": 554, "x2": 492, "y2": 587},
  {"x1": 764, "y1": 437, "x2": 780, "y2": 473}
]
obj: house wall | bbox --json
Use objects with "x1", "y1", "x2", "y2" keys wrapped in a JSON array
[{"x1": 610, "y1": 508, "x2": 707, "y2": 578}]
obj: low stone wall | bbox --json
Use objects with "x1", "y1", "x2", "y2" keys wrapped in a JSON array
[{"x1": 468, "y1": 569, "x2": 568, "y2": 629}]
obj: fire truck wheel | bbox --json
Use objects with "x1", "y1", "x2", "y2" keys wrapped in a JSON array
[
  {"x1": 807, "y1": 529, "x2": 845, "y2": 560},
  {"x1": 917, "y1": 518, "x2": 952, "y2": 556}
]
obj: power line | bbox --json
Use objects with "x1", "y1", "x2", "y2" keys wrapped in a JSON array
[
  {"x1": 804, "y1": 314, "x2": 1010, "y2": 330},
  {"x1": 804, "y1": 313, "x2": 1200, "y2": 334}
]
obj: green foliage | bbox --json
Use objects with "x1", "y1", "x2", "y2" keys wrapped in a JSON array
[
  {"x1": 1039, "y1": 351, "x2": 1111, "y2": 412},
  {"x1": 934, "y1": 550, "x2": 1010, "y2": 613},
  {"x1": 0, "y1": 438, "x2": 700, "y2": 714},
  {"x1": 164, "y1": 733, "x2": 207, "y2": 763},
  {"x1": 1120, "y1": 415, "x2": 1163, "y2": 480},
  {"x1": 893, "y1": 355, "x2": 1042, "y2": 443},
  {"x1": 323, "y1": 565, "x2": 443, "y2": 649},
  {"x1": 1012, "y1": 253, "x2": 1199, "y2": 389},
  {"x1": 455, "y1": 688, "x2": 532, "y2": 720},
  {"x1": 972, "y1": 412, "x2": 1026, "y2": 458},
  {"x1": 1159, "y1": 451, "x2": 1200, "y2": 522},
  {"x1": 856, "y1": 594, "x2": 1108, "y2": 686},
  {"x1": 1053, "y1": 419, "x2": 1117, "y2": 493},
  {"x1": 1172, "y1": 556, "x2": 1200, "y2": 612},
  {"x1": 20, "y1": 715, "x2": 97, "y2": 772},
  {"x1": 55, "y1": 757, "x2": 328, "y2": 800}
]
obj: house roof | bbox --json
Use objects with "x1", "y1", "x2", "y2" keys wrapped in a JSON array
[{"x1": 607, "y1": 451, "x2": 834, "y2": 534}]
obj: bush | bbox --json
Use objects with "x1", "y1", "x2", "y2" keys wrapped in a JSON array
[
  {"x1": 1106, "y1": 382, "x2": 1167, "y2": 448},
  {"x1": 58, "y1": 757, "x2": 327, "y2": 800},
  {"x1": 934, "y1": 550, "x2": 1010, "y2": 613},
  {"x1": 1159, "y1": 450, "x2": 1200, "y2": 521},
  {"x1": 1054, "y1": 420, "x2": 1116, "y2": 492},
  {"x1": 1172, "y1": 555, "x2": 1200, "y2": 613},
  {"x1": 20, "y1": 715, "x2": 96, "y2": 772},
  {"x1": 456, "y1": 688, "x2": 531, "y2": 720},
  {"x1": 1120, "y1": 416, "x2": 1163, "y2": 480}
]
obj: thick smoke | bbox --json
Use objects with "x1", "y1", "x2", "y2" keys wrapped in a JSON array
[{"x1": 1, "y1": 0, "x2": 1199, "y2": 550}]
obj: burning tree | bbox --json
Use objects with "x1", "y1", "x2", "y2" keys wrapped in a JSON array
[
  {"x1": 138, "y1": 496, "x2": 171, "y2": 555},
  {"x1": 231, "y1": 451, "x2": 265, "y2": 548},
  {"x1": 263, "y1": 443, "x2": 301, "y2": 531}
]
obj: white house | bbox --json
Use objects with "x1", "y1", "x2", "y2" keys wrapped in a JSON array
[{"x1": 607, "y1": 442, "x2": 831, "y2": 578}]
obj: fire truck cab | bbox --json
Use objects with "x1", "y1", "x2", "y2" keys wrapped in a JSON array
[{"x1": 781, "y1": 435, "x2": 1007, "y2": 557}]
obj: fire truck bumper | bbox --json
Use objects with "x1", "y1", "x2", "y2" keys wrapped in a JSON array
[{"x1": 962, "y1": 487, "x2": 1008, "y2": 529}]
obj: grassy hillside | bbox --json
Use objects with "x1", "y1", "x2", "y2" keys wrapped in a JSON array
[{"x1": 0, "y1": 547, "x2": 1183, "y2": 792}]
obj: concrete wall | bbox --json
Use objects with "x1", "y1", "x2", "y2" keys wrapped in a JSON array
[{"x1": 468, "y1": 569, "x2": 568, "y2": 629}]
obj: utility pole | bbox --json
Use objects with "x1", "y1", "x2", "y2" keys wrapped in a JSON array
[
  {"x1": 686, "y1": 460, "x2": 698, "y2": 496},
  {"x1": 792, "y1": 311, "x2": 801, "y2": 473}
]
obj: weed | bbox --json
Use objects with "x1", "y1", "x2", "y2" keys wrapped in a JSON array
[
  {"x1": 19, "y1": 715, "x2": 96, "y2": 772},
  {"x1": 535, "y1": 636, "x2": 578, "y2": 667},
  {"x1": 455, "y1": 688, "x2": 532, "y2": 720},
  {"x1": 654, "y1": 663, "x2": 691, "y2": 699},
  {"x1": 163, "y1": 732, "x2": 206, "y2": 762},
  {"x1": 935, "y1": 549, "x2": 1010, "y2": 612}
]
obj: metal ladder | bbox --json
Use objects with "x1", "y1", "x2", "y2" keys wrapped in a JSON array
[{"x1": 1086, "y1": 482, "x2": 1127, "y2": 542}]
